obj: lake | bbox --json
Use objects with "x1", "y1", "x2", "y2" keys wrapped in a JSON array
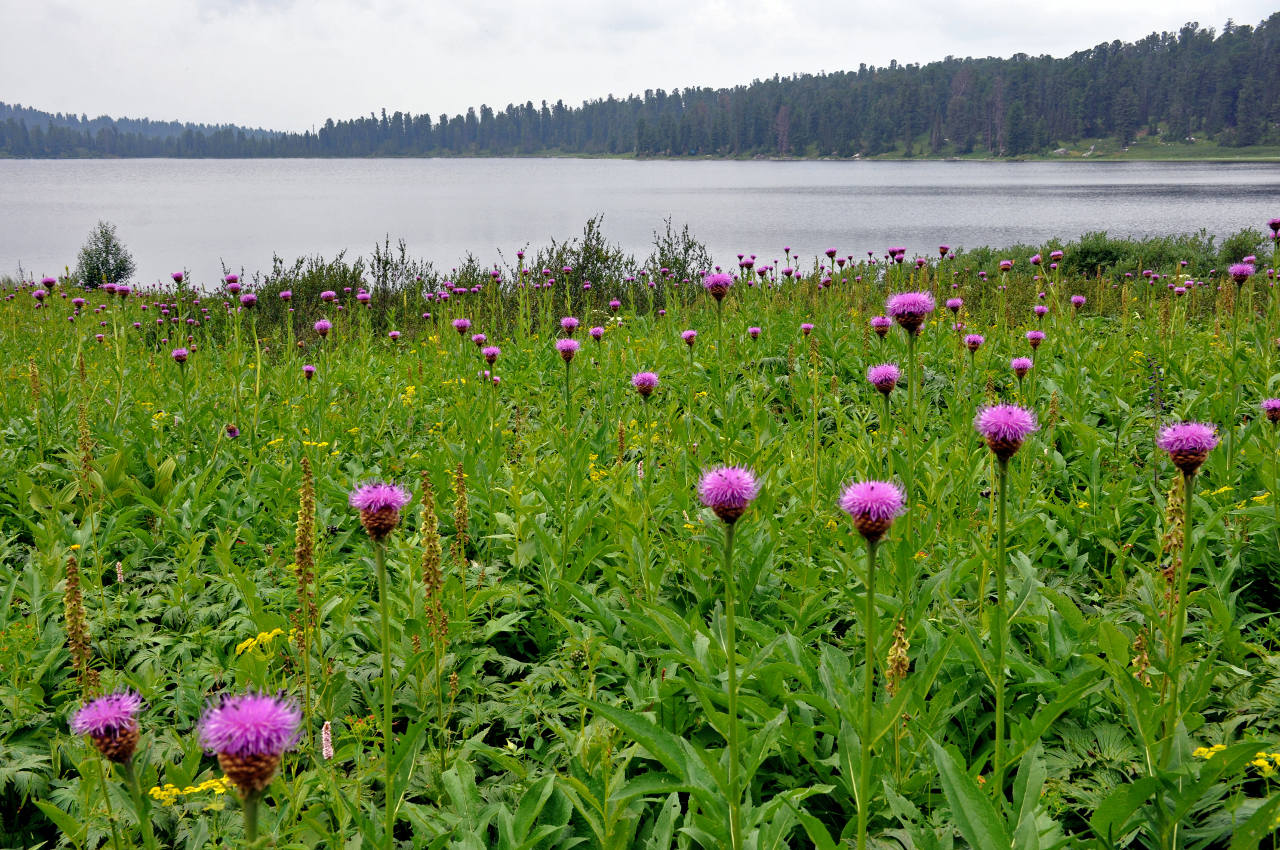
[{"x1": 2, "y1": 158, "x2": 1278, "y2": 283}]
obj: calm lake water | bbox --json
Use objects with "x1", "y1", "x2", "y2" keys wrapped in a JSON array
[{"x1": 2, "y1": 158, "x2": 1278, "y2": 283}]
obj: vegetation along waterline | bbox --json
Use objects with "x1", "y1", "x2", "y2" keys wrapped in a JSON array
[{"x1": 5, "y1": 220, "x2": 1280, "y2": 849}]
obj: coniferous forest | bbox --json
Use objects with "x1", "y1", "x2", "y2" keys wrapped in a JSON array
[{"x1": 2, "y1": 15, "x2": 1278, "y2": 159}]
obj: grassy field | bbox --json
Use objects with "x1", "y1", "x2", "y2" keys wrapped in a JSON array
[{"x1": 4, "y1": 237, "x2": 1280, "y2": 849}]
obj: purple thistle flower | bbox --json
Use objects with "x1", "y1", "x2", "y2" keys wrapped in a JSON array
[
  {"x1": 681, "y1": 329, "x2": 697, "y2": 347},
  {"x1": 199, "y1": 692, "x2": 300, "y2": 793},
  {"x1": 867, "y1": 363, "x2": 901, "y2": 396},
  {"x1": 357, "y1": 291, "x2": 371, "y2": 303},
  {"x1": 1156, "y1": 422, "x2": 1218, "y2": 474},
  {"x1": 471, "y1": 333, "x2": 487, "y2": 346},
  {"x1": 885, "y1": 291, "x2": 935, "y2": 334},
  {"x1": 697, "y1": 466, "x2": 759, "y2": 524},
  {"x1": 388, "y1": 330, "x2": 401, "y2": 340},
  {"x1": 32, "y1": 289, "x2": 46, "y2": 302},
  {"x1": 838, "y1": 480, "x2": 906, "y2": 542},
  {"x1": 1030, "y1": 253, "x2": 1042, "y2": 266},
  {"x1": 999, "y1": 260, "x2": 1013, "y2": 271},
  {"x1": 1026, "y1": 330, "x2": 1045, "y2": 349},
  {"x1": 609, "y1": 299, "x2": 621, "y2": 312},
  {"x1": 946, "y1": 298, "x2": 963, "y2": 313},
  {"x1": 223, "y1": 274, "x2": 239, "y2": 285},
  {"x1": 965, "y1": 334, "x2": 985, "y2": 352},
  {"x1": 748, "y1": 326, "x2": 761, "y2": 339},
  {"x1": 1229, "y1": 263, "x2": 1254, "y2": 284},
  {"x1": 1050, "y1": 250, "x2": 1064, "y2": 261},
  {"x1": 1011, "y1": 357, "x2": 1033, "y2": 378},
  {"x1": 171, "y1": 272, "x2": 184, "y2": 283},
  {"x1": 632, "y1": 371, "x2": 659, "y2": 397},
  {"x1": 483, "y1": 345, "x2": 500, "y2": 365},
  {"x1": 556, "y1": 338, "x2": 580, "y2": 362},
  {"x1": 279, "y1": 290, "x2": 292, "y2": 301},
  {"x1": 560, "y1": 316, "x2": 580, "y2": 336},
  {"x1": 226, "y1": 424, "x2": 240, "y2": 439},
  {"x1": 350, "y1": 481, "x2": 411, "y2": 541},
  {"x1": 314, "y1": 319, "x2": 332, "y2": 337},
  {"x1": 589, "y1": 326, "x2": 604, "y2": 341},
  {"x1": 1033, "y1": 304, "x2": 1049, "y2": 317},
  {"x1": 975, "y1": 404, "x2": 1038, "y2": 460},
  {"x1": 870, "y1": 315, "x2": 892, "y2": 338},
  {"x1": 938, "y1": 245, "x2": 950, "y2": 256},
  {"x1": 172, "y1": 348, "x2": 189, "y2": 364},
  {"x1": 303, "y1": 364, "x2": 316, "y2": 379},
  {"x1": 71, "y1": 691, "x2": 144, "y2": 763},
  {"x1": 801, "y1": 322, "x2": 815, "y2": 336},
  {"x1": 704, "y1": 272, "x2": 734, "y2": 301},
  {"x1": 320, "y1": 290, "x2": 337, "y2": 302},
  {"x1": 1071, "y1": 295, "x2": 1086, "y2": 308},
  {"x1": 240, "y1": 293, "x2": 257, "y2": 307},
  {"x1": 226, "y1": 281, "x2": 242, "y2": 295},
  {"x1": 453, "y1": 318, "x2": 472, "y2": 335},
  {"x1": 1262, "y1": 398, "x2": 1280, "y2": 424}
]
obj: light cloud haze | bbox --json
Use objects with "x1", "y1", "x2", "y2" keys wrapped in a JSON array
[{"x1": 2, "y1": 0, "x2": 1276, "y2": 130}]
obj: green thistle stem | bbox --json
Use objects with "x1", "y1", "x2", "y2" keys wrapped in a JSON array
[
  {"x1": 723, "y1": 521, "x2": 742, "y2": 850},
  {"x1": 120, "y1": 760, "x2": 158, "y2": 850},
  {"x1": 857, "y1": 539, "x2": 880, "y2": 850},
  {"x1": 993, "y1": 457, "x2": 1009, "y2": 797},
  {"x1": 375, "y1": 541, "x2": 395, "y2": 849}
]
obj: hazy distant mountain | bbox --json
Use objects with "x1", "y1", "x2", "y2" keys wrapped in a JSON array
[{"x1": 2, "y1": 14, "x2": 1276, "y2": 159}]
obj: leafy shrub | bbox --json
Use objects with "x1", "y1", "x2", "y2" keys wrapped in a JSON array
[{"x1": 75, "y1": 220, "x2": 135, "y2": 287}]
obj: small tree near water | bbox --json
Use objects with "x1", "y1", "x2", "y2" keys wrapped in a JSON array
[{"x1": 76, "y1": 220, "x2": 135, "y2": 287}]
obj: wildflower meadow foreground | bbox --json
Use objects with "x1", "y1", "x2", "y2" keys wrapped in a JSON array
[{"x1": 6, "y1": 227, "x2": 1280, "y2": 849}]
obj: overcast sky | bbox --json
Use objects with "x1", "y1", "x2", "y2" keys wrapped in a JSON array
[{"x1": 3, "y1": 0, "x2": 1276, "y2": 132}]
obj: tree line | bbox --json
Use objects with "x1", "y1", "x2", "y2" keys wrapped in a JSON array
[{"x1": 2, "y1": 15, "x2": 1276, "y2": 159}]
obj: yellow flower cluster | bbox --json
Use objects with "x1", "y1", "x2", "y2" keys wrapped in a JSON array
[
  {"x1": 587, "y1": 454, "x2": 606, "y2": 483},
  {"x1": 1251, "y1": 751, "x2": 1280, "y2": 778},
  {"x1": 1192, "y1": 744, "x2": 1226, "y2": 759},
  {"x1": 401, "y1": 385, "x2": 416, "y2": 406},
  {"x1": 301, "y1": 441, "x2": 331, "y2": 449},
  {"x1": 235, "y1": 627, "x2": 286, "y2": 656},
  {"x1": 149, "y1": 777, "x2": 231, "y2": 805}
]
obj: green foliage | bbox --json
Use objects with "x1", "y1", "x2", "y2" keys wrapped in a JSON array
[
  {"x1": 75, "y1": 220, "x2": 135, "y2": 287},
  {"x1": 3, "y1": 235, "x2": 1280, "y2": 849}
]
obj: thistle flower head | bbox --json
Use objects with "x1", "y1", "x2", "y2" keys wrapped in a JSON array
[
  {"x1": 199, "y1": 692, "x2": 300, "y2": 794},
  {"x1": 870, "y1": 315, "x2": 892, "y2": 337},
  {"x1": 885, "y1": 292, "x2": 935, "y2": 334},
  {"x1": 1229, "y1": 262, "x2": 1254, "y2": 284},
  {"x1": 632, "y1": 371, "x2": 659, "y2": 397},
  {"x1": 452, "y1": 317, "x2": 472, "y2": 334},
  {"x1": 1026, "y1": 330, "x2": 1045, "y2": 349},
  {"x1": 838, "y1": 480, "x2": 905, "y2": 542},
  {"x1": 1011, "y1": 357, "x2": 1033, "y2": 377},
  {"x1": 303, "y1": 364, "x2": 316, "y2": 379},
  {"x1": 1050, "y1": 250, "x2": 1064, "y2": 261},
  {"x1": 349, "y1": 482, "x2": 411, "y2": 541},
  {"x1": 1264, "y1": 398, "x2": 1280, "y2": 424},
  {"x1": 172, "y1": 348, "x2": 189, "y2": 364},
  {"x1": 313, "y1": 319, "x2": 332, "y2": 337},
  {"x1": 560, "y1": 316, "x2": 580, "y2": 335},
  {"x1": 1156, "y1": 421, "x2": 1218, "y2": 474},
  {"x1": 71, "y1": 691, "x2": 143, "y2": 763},
  {"x1": 471, "y1": 333, "x2": 487, "y2": 346},
  {"x1": 1033, "y1": 304, "x2": 1048, "y2": 316},
  {"x1": 704, "y1": 272, "x2": 734, "y2": 301},
  {"x1": 555, "y1": 338, "x2": 580, "y2": 362},
  {"x1": 999, "y1": 259, "x2": 1013, "y2": 271},
  {"x1": 800, "y1": 322, "x2": 814, "y2": 335},
  {"x1": 867, "y1": 362, "x2": 901, "y2": 396},
  {"x1": 748, "y1": 326, "x2": 762, "y2": 339},
  {"x1": 589, "y1": 326, "x2": 604, "y2": 341},
  {"x1": 240, "y1": 293, "x2": 257, "y2": 307},
  {"x1": 681, "y1": 329, "x2": 697, "y2": 346},
  {"x1": 482, "y1": 345, "x2": 500, "y2": 364},
  {"x1": 965, "y1": 333, "x2": 985, "y2": 352},
  {"x1": 975, "y1": 404, "x2": 1038, "y2": 461},
  {"x1": 946, "y1": 298, "x2": 963, "y2": 312},
  {"x1": 698, "y1": 466, "x2": 759, "y2": 524},
  {"x1": 1071, "y1": 294, "x2": 1086, "y2": 308}
]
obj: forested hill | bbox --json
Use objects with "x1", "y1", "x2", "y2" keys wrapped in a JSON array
[{"x1": 3, "y1": 15, "x2": 1277, "y2": 159}]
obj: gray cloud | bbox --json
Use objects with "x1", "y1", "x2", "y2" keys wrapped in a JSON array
[{"x1": 1, "y1": 0, "x2": 1274, "y2": 130}]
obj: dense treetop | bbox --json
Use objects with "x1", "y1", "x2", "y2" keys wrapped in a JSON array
[{"x1": 2, "y1": 15, "x2": 1277, "y2": 158}]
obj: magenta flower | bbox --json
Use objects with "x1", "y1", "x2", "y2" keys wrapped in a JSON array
[
  {"x1": 697, "y1": 466, "x2": 759, "y2": 524},
  {"x1": 885, "y1": 291, "x2": 935, "y2": 334},
  {"x1": 681, "y1": 329, "x2": 697, "y2": 347},
  {"x1": 279, "y1": 290, "x2": 292, "y2": 300},
  {"x1": 471, "y1": 333, "x2": 487, "y2": 346},
  {"x1": 609, "y1": 299, "x2": 621, "y2": 312},
  {"x1": 314, "y1": 319, "x2": 333, "y2": 338},
  {"x1": 32, "y1": 289, "x2": 46, "y2": 302},
  {"x1": 357, "y1": 291, "x2": 371, "y2": 303},
  {"x1": 199, "y1": 692, "x2": 300, "y2": 793},
  {"x1": 748, "y1": 326, "x2": 761, "y2": 339},
  {"x1": 388, "y1": 330, "x2": 401, "y2": 340},
  {"x1": 801, "y1": 322, "x2": 814, "y2": 336},
  {"x1": 303, "y1": 364, "x2": 316, "y2": 379},
  {"x1": 453, "y1": 318, "x2": 472, "y2": 335},
  {"x1": 1229, "y1": 263, "x2": 1254, "y2": 284},
  {"x1": 1050, "y1": 250, "x2": 1064, "y2": 261},
  {"x1": 1071, "y1": 295, "x2": 1086, "y2": 308},
  {"x1": 71, "y1": 691, "x2": 143, "y2": 763},
  {"x1": 838, "y1": 480, "x2": 906, "y2": 542},
  {"x1": 350, "y1": 481, "x2": 411, "y2": 541},
  {"x1": 1026, "y1": 330, "x2": 1045, "y2": 349},
  {"x1": 632, "y1": 371, "x2": 659, "y2": 397},
  {"x1": 171, "y1": 272, "x2": 184, "y2": 283},
  {"x1": 589, "y1": 326, "x2": 604, "y2": 341},
  {"x1": 240, "y1": 293, "x2": 257, "y2": 308},
  {"x1": 556, "y1": 338, "x2": 580, "y2": 362},
  {"x1": 482, "y1": 345, "x2": 500, "y2": 365},
  {"x1": 938, "y1": 245, "x2": 950, "y2": 256},
  {"x1": 946, "y1": 298, "x2": 963, "y2": 313},
  {"x1": 1156, "y1": 422, "x2": 1218, "y2": 474},
  {"x1": 560, "y1": 316, "x2": 580, "y2": 336},
  {"x1": 704, "y1": 272, "x2": 734, "y2": 301},
  {"x1": 999, "y1": 260, "x2": 1013, "y2": 272},
  {"x1": 172, "y1": 348, "x2": 189, "y2": 364},
  {"x1": 320, "y1": 290, "x2": 337, "y2": 302},
  {"x1": 1030, "y1": 253, "x2": 1042, "y2": 266},
  {"x1": 867, "y1": 363, "x2": 901, "y2": 396},
  {"x1": 1011, "y1": 357, "x2": 1033, "y2": 378},
  {"x1": 1033, "y1": 304, "x2": 1048, "y2": 317},
  {"x1": 870, "y1": 315, "x2": 892, "y2": 338},
  {"x1": 223, "y1": 274, "x2": 239, "y2": 285},
  {"x1": 975, "y1": 404, "x2": 1038, "y2": 460},
  {"x1": 226, "y1": 281, "x2": 242, "y2": 295},
  {"x1": 1263, "y1": 398, "x2": 1280, "y2": 424},
  {"x1": 965, "y1": 334, "x2": 985, "y2": 352}
]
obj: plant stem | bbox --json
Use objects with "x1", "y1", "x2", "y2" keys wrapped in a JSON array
[
  {"x1": 723, "y1": 522, "x2": 742, "y2": 850},
  {"x1": 375, "y1": 541, "x2": 395, "y2": 849},
  {"x1": 93, "y1": 757, "x2": 124, "y2": 850},
  {"x1": 121, "y1": 760, "x2": 158, "y2": 850},
  {"x1": 857, "y1": 539, "x2": 880, "y2": 850},
  {"x1": 1165, "y1": 471, "x2": 1196, "y2": 750},
  {"x1": 993, "y1": 457, "x2": 1009, "y2": 797},
  {"x1": 242, "y1": 789, "x2": 260, "y2": 846}
]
